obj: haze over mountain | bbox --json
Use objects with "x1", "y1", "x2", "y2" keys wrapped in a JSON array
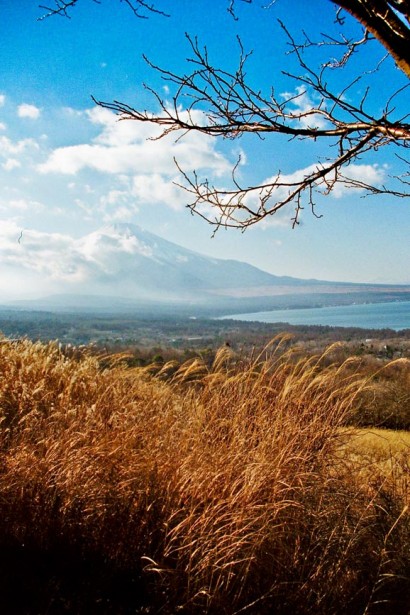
[
  {"x1": 89, "y1": 223, "x2": 300, "y2": 295},
  {"x1": 5, "y1": 223, "x2": 410, "y2": 314}
]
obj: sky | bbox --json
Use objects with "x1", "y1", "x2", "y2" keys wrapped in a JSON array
[{"x1": 0, "y1": 0, "x2": 409, "y2": 300}]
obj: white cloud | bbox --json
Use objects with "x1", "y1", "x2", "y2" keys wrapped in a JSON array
[
  {"x1": 35, "y1": 107, "x2": 231, "y2": 220},
  {"x1": 98, "y1": 188, "x2": 139, "y2": 222},
  {"x1": 8, "y1": 199, "x2": 29, "y2": 211},
  {"x1": 74, "y1": 198, "x2": 95, "y2": 219},
  {"x1": 39, "y1": 135, "x2": 230, "y2": 185},
  {"x1": 0, "y1": 135, "x2": 39, "y2": 156},
  {"x1": 62, "y1": 107, "x2": 84, "y2": 118},
  {"x1": 0, "y1": 223, "x2": 100, "y2": 294},
  {"x1": 0, "y1": 223, "x2": 160, "y2": 293},
  {"x1": 78, "y1": 227, "x2": 155, "y2": 266},
  {"x1": 39, "y1": 107, "x2": 231, "y2": 180},
  {"x1": 100, "y1": 189, "x2": 129, "y2": 206},
  {"x1": 86, "y1": 106, "x2": 156, "y2": 146},
  {"x1": 0, "y1": 94, "x2": 5, "y2": 107},
  {"x1": 282, "y1": 86, "x2": 328, "y2": 130},
  {"x1": 0, "y1": 122, "x2": 6, "y2": 131},
  {"x1": 331, "y1": 164, "x2": 386, "y2": 198},
  {"x1": 260, "y1": 162, "x2": 386, "y2": 203},
  {"x1": 0, "y1": 221, "x2": 72, "y2": 271},
  {"x1": 0, "y1": 198, "x2": 45, "y2": 214},
  {"x1": 131, "y1": 173, "x2": 188, "y2": 210},
  {"x1": 102, "y1": 205, "x2": 138, "y2": 223},
  {"x1": 17, "y1": 103, "x2": 41, "y2": 120},
  {"x1": 39, "y1": 143, "x2": 133, "y2": 174},
  {"x1": 2, "y1": 158, "x2": 21, "y2": 171}
]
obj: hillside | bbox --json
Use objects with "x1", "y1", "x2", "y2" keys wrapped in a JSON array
[{"x1": 0, "y1": 338, "x2": 408, "y2": 614}]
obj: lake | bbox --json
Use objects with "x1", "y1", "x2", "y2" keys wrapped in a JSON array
[{"x1": 221, "y1": 300, "x2": 410, "y2": 331}]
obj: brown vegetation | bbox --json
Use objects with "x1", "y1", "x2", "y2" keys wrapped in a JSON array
[{"x1": 0, "y1": 338, "x2": 408, "y2": 613}]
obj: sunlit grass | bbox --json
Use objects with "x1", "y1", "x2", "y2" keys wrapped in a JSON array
[
  {"x1": 339, "y1": 427, "x2": 410, "y2": 504},
  {"x1": 0, "y1": 337, "x2": 408, "y2": 614},
  {"x1": 348, "y1": 427, "x2": 410, "y2": 456}
]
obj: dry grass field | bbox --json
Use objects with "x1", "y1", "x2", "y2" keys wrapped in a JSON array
[{"x1": 0, "y1": 337, "x2": 408, "y2": 614}]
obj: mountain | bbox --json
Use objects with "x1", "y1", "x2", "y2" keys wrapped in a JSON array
[
  {"x1": 78, "y1": 223, "x2": 306, "y2": 295},
  {"x1": 6, "y1": 223, "x2": 410, "y2": 314}
]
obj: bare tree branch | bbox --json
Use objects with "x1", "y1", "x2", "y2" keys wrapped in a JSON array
[
  {"x1": 42, "y1": 0, "x2": 410, "y2": 231},
  {"x1": 38, "y1": 0, "x2": 169, "y2": 21},
  {"x1": 331, "y1": 0, "x2": 410, "y2": 77},
  {"x1": 93, "y1": 22, "x2": 409, "y2": 231}
]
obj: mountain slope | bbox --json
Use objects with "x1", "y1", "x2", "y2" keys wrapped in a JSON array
[{"x1": 76, "y1": 223, "x2": 308, "y2": 296}]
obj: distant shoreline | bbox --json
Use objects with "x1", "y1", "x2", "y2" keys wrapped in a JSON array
[
  {"x1": 219, "y1": 296, "x2": 410, "y2": 315},
  {"x1": 219, "y1": 299, "x2": 410, "y2": 331}
]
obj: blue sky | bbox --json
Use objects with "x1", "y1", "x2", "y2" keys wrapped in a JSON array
[{"x1": 0, "y1": 0, "x2": 409, "y2": 299}]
